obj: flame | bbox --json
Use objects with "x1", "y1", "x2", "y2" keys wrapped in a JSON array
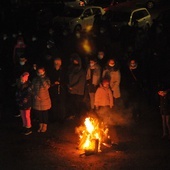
[{"x1": 76, "y1": 117, "x2": 109, "y2": 152}]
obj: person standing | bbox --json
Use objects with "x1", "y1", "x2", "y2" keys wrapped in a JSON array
[
  {"x1": 86, "y1": 57, "x2": 101, "y2": 110},
  {"x1": 158, "y1": 88, "x2": 170, "y2": 140},
  {"x1": 13, "y1": 36, "x2": 26, "y2": 65},
  {"x1": 32, "y1": 67, "x2": 51, "y2": 132},
  {"x1": 94, "y1": 79, "x2": 114, "y2": 124},
  {"x1": 12, "y1": 55, "x2": 31, "y2": 117},
  {"x1": 102, "y1": 58, "x2": 121, "y2": 107},
  {"x1": 123, "y1": 59, "x2": 144, "y2": 121},
  {"x1": 49, "y1": 58, "x2": 67, "y2": 123},
  {"x1": 67, "y1": 53, "x2": 86, "y2": 118},
  {"x1": 16, "y1": 72, "x2": 32, "y2": 135}
]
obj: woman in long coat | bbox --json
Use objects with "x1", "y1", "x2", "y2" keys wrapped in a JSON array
[
  {"x1": 102, "y1": 58, "x2": 121, "y2": 99},
  {"x1": 32, "y1": 66, "x2": 51, "y2": 132}
]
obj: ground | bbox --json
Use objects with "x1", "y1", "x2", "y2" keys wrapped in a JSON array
[{"x1": 1, "y1": 106, "x2": 170, "y2": 170}]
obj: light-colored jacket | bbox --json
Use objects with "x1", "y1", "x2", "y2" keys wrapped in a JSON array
[
  {"x1": 102, "y1": 69, "x2": 121, "y2": 98},
  {"x1": 94, "y1": 86, "x2": 114, "y2": 108},
  {"x1": 32, "y1": 76, "x2": 51, "y2": 111},
  {"x1": 86, "y1": 63, "x2": 101, "y2": 86}
]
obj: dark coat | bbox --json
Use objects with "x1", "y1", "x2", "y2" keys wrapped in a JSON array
[
  {"x1": 68, "y1": 56, "x2": 86, "y2": 95},
  {"x1": 16, "y1": 81, "x2": 32, "y2": 110},
  {"x1": 159, "y1": 92, "x2": 170, "y2": 115},
  {"x1": 49, "y1": 67, "x2": 67, "y2": 96}
]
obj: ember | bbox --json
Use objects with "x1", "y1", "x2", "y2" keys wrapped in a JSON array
[{"x1": 76, "y1": 116, "x2": 111, "y2": 155}]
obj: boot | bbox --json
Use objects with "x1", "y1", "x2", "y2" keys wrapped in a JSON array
[
  {"x1": 37, "y1": 123, "x2": 43, "y2": 132},
  {"x1": 41, "y1": 124, "x2": 47, "y2": 132}
]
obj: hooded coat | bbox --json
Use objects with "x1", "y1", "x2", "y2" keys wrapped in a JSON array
[
  {"x1": 94, "y1": 85, "x2": 113, "y2": 108},
  {"x1": 32, "y1": 75, "x2": 51, "y2": 111},
  {"x1": 86, "y1": 63, "x2": 101, "y2": 86},
  {"x1": 68, "y1": 55, "x2": 86, "y2": 95},
  {"x1": 102, "y1": 66, "x2": 121, "y2": 98},
  {"x1": 13, "y1": 36, "x2": 26, "y2": 64}
]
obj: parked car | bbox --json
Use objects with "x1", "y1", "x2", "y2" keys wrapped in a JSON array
[
  {"x1": 63, "y1": 0, "x2": 85, "y2": 7},
  {"x1": 94, "y1": 7, "x2": 152, "y2": 37},
  {"x1": 52, "y1": 6, "x2": 105, "y2": 34},
  {"x1": 88, "y1": 0, "x2": 134, "y2": 11},
  {"x1": 135, "y1": 0, "x2": 160, "y2": 9}
]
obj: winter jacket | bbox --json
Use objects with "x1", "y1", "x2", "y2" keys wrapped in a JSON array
[
  {"x1": 68, "y1": 55, "x2": 86, "y2": 95},
  {"x1": 13, "y1": 37, "x2": 26, "y2": 64},
  {"x1": 32, "y1": 75, "x2": 51, "y2": 111},
  {"x1": 94, "y1": 86, "x2": 113, "y2": 108},
  {"x1": 102, "y1": 68, "x2": 121, "y2": 98},
  {"x1": 16, "y1": 81, "x2": 32, "y2": 110},
  {"x1": 86, "y1": 63, "x2": 101, "y2": 86},
  {"x1": 68, "y1": 68, "x2": 86, "y2": 95},
  {"x1": 159, "y1": 92, "x2": 170, "y2": 115}
]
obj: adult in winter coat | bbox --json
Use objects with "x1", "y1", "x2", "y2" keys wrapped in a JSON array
[
  {"x1": 32, "y1": 67, "x2": 51, "y2": 132},
  {"x1": 49, "y1": 58, "x2": 67, "y2": 123},
  {"x1": 158, "y1": 87, "x2": 170, "y2": 139},
  {"x1": 67, "y1": 53, "x2": 86, "y2": 117},
  {"x1": 86, "y1": 57, "x2": 101, "y2": 110},
  {"x1": 123, "y1": 59, "x2": 144, "y2": 121},
  {"x1": 13, "y1": 36, "x2": 26, "y2": 65},
  {"x1": 102, "y1": 58, "x2": 121, "y2": 99},
  {"x1": 16, "y1": 72, "x2": 32, "y2": 135}
]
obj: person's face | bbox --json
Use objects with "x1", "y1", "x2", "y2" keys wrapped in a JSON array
[
  {"x1": 108, "y1": 60, "x2": 115, "y2": 67},
  {"x1": 90, "y1": 60, "x2": 96, "y2": 67},
  {"x1": 98, "y1": 51, "x2": 104, "y2": 60},
  {"x1": 103, "y1": 82, "x2": 109, "y2": 88},
  {"x1": 54, "y1": 59, "x2": 62, "y2": 69},
  {"x1": 37, "y1": 69, "x2": 45, "y2": 76},
  {"x1": 158, "y1": 91, "x2": 167, "y2": 96},
  {"x1": 130, "y1": 60, "x2": 136, "y2": 66},
  {"x1": 19, "y1": 58, "x2": 27, "y2": 65},
  {"x1": 21, "y1": 76, "x2": 28, "y2": 83}
]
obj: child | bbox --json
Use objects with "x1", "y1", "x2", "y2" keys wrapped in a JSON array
[
  {"x1": 16, "y1": 72, "x2": 32, "y2": 135},
  {"x1": 94, "y1": 79, "x2": 114, "y2": 123},
  {"x1": 158, "y1": 89, "x2": 170, "y2": 139}
]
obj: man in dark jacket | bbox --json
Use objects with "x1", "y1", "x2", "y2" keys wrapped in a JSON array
[{"x1": 67, "y1": 53, "x2": 86, "y2": 117}]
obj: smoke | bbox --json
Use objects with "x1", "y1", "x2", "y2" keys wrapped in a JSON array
[
  {"x1": 95, "y1": 107, "x2": 133, "y2": 127},
  {"x1": 79, "y1": 107, "x2": 133, "y2": 128}
]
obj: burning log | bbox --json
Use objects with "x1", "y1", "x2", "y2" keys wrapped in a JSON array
[{"x1": 76, "y1": 116, "x2": 112, "y2": 156}]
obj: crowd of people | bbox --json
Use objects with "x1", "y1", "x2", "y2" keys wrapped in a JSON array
[{"x1": 0, "y1": 23, "x2": 170, "y2": 139}]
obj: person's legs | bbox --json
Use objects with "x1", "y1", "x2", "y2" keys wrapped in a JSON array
[
  {"x1": 42, "y1": 110, "x2": 48, "y2": 124},
  {"x1": 20, "y1": 110, "x2": 26, "y2": 127},
  {"x1": 165, "y1": 115, "x2": 170, "y2": 137},
  {"x1": 89, "y1": 92, "x2": 95, "y2": 109},
  {"x1": 162, "y1": 115, "x2": 167, "y2": 137},
  {"x1": 20, "y1": 110, "x2": 32, "y2": 135},
  {"x1": 41, "y1": 110, "x2": 48, "y2": 132},
  {"x1": 25, "y1": 109, "x2": 31, "y2": 128},
  {"x1": 75, "y1": 95, "x2": 84, "y2": 117},
  {"x1": 36, "y1": 110, "x2": 43, "y2": 132}
]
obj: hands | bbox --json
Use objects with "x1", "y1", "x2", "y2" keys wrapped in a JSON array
[
  {"x1": 23, "y1": 98, "x2": 28, "y2": 103},
  {"x1": 69, "y1": 87, "x2": 73, "y2": 91},
  {"x1": 35, "y1": 95, "x2": 41, "y2": 100}
]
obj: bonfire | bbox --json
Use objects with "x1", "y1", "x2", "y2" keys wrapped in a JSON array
[{"x1": 76, "y1": 116, "x2": 112, "y2": 155}]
